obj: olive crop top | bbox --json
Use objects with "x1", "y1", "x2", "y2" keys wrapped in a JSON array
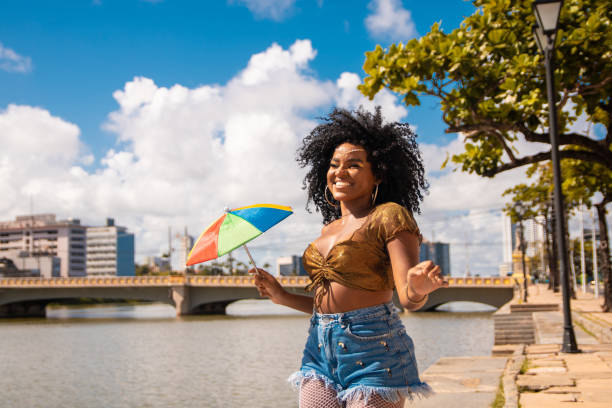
[{"x1": 302, "y1": 202, "x2": 422, "y2": 294}]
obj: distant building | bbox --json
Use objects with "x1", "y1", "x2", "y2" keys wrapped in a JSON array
[
  {"x1": 144, "y1": 256, "x2": 170, "y2": 273},
  {"x1": 419, "y1": 240, "x2": 451, "y2": 276},
  {"x1": 86, "y1": 218, "x2": 135, "y2": 277},
  {"x1": 177, "y1": 228, "x2": 194, "y2": 272},
  {"x1": 0, "y1": 214, "x2": 87, "y2": 277},
  {"x1": 276, "y1": 255, "x2": 307, "y2": 276},
  {"x1": 0, "y1": 250, "x2": 60, "y2": 277}
]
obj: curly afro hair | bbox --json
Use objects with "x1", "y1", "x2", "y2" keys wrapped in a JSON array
[{"x1": 297, "y1": 107, "x2": 428, "y2": 225}]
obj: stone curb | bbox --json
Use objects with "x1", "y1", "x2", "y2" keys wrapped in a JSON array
[
  {"x1": 572, "y1": 310, "x2": 612, "y2": 343},
  {"x1": 502, "y1": 344, "x2": 525, "y2": 408}
]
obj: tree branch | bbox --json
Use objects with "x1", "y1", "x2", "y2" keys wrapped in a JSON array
[
  {"x1": 577, "y1": 76, "x2": 612, "y2": 96},
  {"x1": 482, "y1": 149, "x2": 612, "y2": 177}
]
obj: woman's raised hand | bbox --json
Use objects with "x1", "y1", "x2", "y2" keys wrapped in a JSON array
[
  {"x1": 406, "y1": 260, "x2": 449, "y2": 297},
  {"x1": 249, "y1": 268, "x2": 287, "y2": 304}
]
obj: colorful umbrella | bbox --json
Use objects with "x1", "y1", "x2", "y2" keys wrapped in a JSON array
[{"x1": 186, "y1": 203, "x2": 293, "y2": 267}]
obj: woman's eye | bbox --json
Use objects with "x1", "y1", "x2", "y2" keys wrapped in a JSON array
[{"x1": 329, "y1": 163, "x2": 339, "y2": 168}]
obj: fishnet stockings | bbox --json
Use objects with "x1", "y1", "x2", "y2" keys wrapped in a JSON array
[
  {"x1": 299, "y1": 378, "x2": 405, "y2": 408},
  {"x1": 299, "y1": 378, "x2": 340, "y2": 408},
  {"x1": 346, "y1": 394, "x2": 405, "y2": 408}
]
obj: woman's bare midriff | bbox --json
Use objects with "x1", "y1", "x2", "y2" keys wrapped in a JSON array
[{"x1": 315, "y1": 281, "x2": 393, "y2": 314}]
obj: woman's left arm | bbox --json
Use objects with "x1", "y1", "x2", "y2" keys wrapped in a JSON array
[{"x1": 387, "y1": 230, "x2": 449, "y2": 311}]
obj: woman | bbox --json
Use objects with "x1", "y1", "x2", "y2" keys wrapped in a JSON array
[{"x1": 252, "y1": 107, "x2": 448, "y2": 407}]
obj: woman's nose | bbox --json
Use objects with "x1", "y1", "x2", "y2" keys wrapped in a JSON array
[{"x1": 336, "y1": 166, "x2": 349, "y2": 177}]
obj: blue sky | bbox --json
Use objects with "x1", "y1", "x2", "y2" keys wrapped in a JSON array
[
  {"x1": 0, "y1": 0, "x2": 475, "y2": 163},
  {"x1": 1, "y1": 0, "x2": 536, "y2": 275}
]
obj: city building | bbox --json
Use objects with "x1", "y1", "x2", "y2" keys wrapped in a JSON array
[
  {"x1": 276, "y1": 255, "x2": 307, "y2": 276},
  {"x1": 0, "y1": 250, "x2": 60, "y2": 277},
  {"x1": 0, "y1": 214, "x2": 87, "y2": 277},
  {"x1": 177, "y1": 228, "x2": 194, "y2": 272},
  {"x1": 419, "y1": 240, "x2": 451, "y2": 276},
  {"x1": 143, "y1": 256, "x2": 170, "y2": 273},
  {"x1": 86, "y1": 218, "x2": 135, "y2": 277}
]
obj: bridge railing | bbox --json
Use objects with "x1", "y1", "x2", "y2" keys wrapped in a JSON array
[
  {"x1": 445, "y1": 277, "x2": 513, "y2": 287},
  {"x1": 0, "y1": 275, "x2": 513, "y2": 288},
  {"x1": 0, "y1": 275, "x2": 311, "y2": 288}
]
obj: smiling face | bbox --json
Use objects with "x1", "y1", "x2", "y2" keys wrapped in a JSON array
[{"x1": 327, "y1": 142, "x2": 380, "y2": 205}]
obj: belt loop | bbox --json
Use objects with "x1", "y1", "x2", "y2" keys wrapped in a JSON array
[{"x1": 384, "y1": 302, "x2": 393, "y2": 314}]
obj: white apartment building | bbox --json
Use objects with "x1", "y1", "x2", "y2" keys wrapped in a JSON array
[
  {"x1": 0, "y1": 214, "x2": 87, "y2": 277},
  {"x1": 86, "y1": 218, "x2": 134, "y2": 277},
  {"x1": 177, "y1": 230, "x2": 194, "y2": 272}
]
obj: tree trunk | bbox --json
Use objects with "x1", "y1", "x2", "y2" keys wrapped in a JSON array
[{"x1": 595, "y1": 202, "x2": 611, "y2": 312}]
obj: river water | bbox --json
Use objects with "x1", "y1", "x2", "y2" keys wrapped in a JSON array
[{"x1": 0, "y1": 301, "x2": 494, "y2": 408}]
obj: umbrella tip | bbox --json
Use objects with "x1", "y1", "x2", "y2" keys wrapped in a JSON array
[{"x1": 223, "y1": 206, "x2": 231, "y2": 213}]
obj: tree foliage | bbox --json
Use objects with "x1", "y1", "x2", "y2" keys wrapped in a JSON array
[{"x1": 359, "y1": 0, "x2": 611, "y2": 177}]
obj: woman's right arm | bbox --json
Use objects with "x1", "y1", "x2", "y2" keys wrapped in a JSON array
[{"x1": 251, "y1": 268, "x2": 314, "y2": 314}]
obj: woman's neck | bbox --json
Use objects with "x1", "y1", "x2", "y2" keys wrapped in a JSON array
[{"x1": 339, "y1": 196, "x2": 373, "y2": 220}]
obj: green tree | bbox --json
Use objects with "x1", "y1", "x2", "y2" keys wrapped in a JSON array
[
  {"x1": 562, "y1": 159, "x2": 611, "y2": 310},
  {"x1": 359, "y1": 0, "x2": 611, "y2": 177},
  {"x1": 503, "y1": 164, "x2": 559, "y2": 291},
  {"x1": 135, "y1": 264, "x2": 151, "y2": 276},
  {"x1": 503, "y1": 158, "x2": 611, "y2": 308}
]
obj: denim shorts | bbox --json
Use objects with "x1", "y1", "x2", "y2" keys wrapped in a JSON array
[{"x1": 288, "y1": 302, "x2": 433, "y2": 404}]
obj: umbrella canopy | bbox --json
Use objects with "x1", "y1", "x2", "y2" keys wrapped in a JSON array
[{"x1": 186, "y1": 203, "x2": 293, "y2": 266}]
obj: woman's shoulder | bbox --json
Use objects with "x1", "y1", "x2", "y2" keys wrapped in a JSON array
[
  {"x1": 372, "y1": 201, "x2": 409, "y2": 217},
  {"x1": 370, "y1": 202, "x2": 420, "y2": 242}
]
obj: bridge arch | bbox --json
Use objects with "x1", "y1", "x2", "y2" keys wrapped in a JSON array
[{"x1": 416, "y1": 286, "x2": 514, "y2": 312}]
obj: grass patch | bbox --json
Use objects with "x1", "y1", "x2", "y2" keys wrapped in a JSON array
[
  {"x1": 490, "y1": 375, "x2": 505, "y2": 408},
  {"x1": 519, "y1": 358, "x2": 530, "y2": 374}
]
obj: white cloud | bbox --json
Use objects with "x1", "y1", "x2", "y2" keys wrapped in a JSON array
[
  {"x1": 231, "y1": 0, "x2": 295, "y2": 21},
  {"x1": 336, "y1": 72, "x2": 407, "y2": 122},
  {"x1": 2, "y1": 40, "x2": 380, "y2": 270},
  {"x1": 2, "y1": 39, "x2": 552, "y2": 277},
  {"x1": 0, "y1": 42, "x2": 32, "y2": 73},
  {"x1": 365, "y1": 0, "x2": 417, "y2": 41}
]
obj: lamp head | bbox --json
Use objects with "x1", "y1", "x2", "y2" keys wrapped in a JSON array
[{"x1": 533, "y1": 0, "x2": 563, "y2": 33}]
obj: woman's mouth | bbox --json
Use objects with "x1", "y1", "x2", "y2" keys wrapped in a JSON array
[{"x1": 334, "y1": 181, "x2": 351, "y2": 187}]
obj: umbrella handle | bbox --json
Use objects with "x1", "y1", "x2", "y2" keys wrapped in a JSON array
[{"x1": 242, "y1": 244, "x2": 260, "y2": 273}]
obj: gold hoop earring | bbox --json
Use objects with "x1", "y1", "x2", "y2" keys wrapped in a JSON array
[
  {"x1": 371, "y1": 184, "x2": 379, "y2": 206},
  {"x1": 324, "y1": 185, "x2": 338, "y2": 208}
]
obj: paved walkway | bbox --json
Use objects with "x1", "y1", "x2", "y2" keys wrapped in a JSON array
[
  {"x1": 517, "y1": 284, "x2": 612, "y2": 407},
  {"x1": 411, "y1": 356, "x2": 507, "y2": 407}
]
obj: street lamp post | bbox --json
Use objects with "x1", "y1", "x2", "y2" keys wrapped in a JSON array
[{"x1": 532, "y1": 0, "x2": 579, "y2": 353}]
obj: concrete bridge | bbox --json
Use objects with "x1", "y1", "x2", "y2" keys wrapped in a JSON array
[{"x1": 0, "y1": 275, "x2": 514, "y2": 317}]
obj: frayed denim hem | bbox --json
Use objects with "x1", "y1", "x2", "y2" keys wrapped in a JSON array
[
  {"x1": 287, "y1": 370, "x2": 342, "y2": 394},
  {"x1": 338, "y1": 382, "x2": 435, "y2": 405}
]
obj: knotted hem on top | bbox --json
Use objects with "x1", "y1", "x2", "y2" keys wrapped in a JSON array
[{"x1": 304, "y1": 274, "x2": 331, "y2": 310}]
